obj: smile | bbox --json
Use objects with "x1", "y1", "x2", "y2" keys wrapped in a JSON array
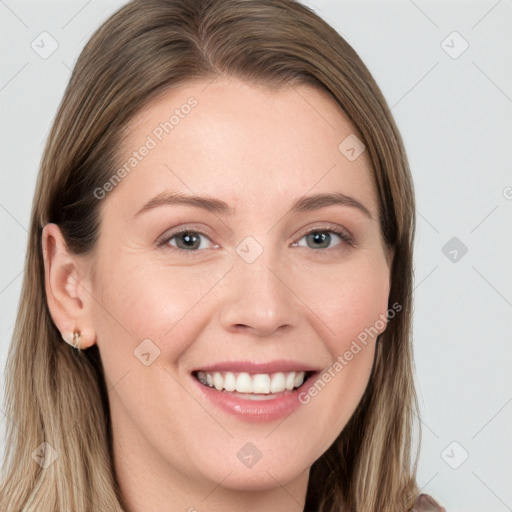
[
  {"x1": 194, "y1": 370, "x2": 310, "y2": 395},
  {"x1": 191, "y1": 367, "x2": 319, "y2": 422}
]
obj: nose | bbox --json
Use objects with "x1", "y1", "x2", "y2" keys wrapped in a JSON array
[{"x1": 218, "y1": 249, "x2": 301, "y2": 337}]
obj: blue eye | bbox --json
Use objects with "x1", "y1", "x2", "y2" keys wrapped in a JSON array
[
  {"x1": 159, "y1": 226, "x2": 353, "y2": 255},
  {"x1": 163, "y1": 229, "x2": 215, "y2": 251},
  {"x1": 295, "y1": 228, "x2": 353, "y2": 250}
]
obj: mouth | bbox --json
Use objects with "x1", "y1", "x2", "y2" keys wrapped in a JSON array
[
  {"x1": 192, "y1": 369, "x2": 316, "y2": 400},
  {"x1": 189, "y1": 361, "x2": 322, "y2": 422}
]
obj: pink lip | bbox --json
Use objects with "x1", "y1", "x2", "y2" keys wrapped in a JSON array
[
  {"x1": 191, "y1": 359, "x2": 321, "y2": 374},
  {"x1": 191, "y1": 370, "x2": 321, "y2": 423}
]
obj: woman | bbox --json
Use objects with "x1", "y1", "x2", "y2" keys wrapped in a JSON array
[{"x1": 0, "y1": 0, "x2": 444, "y2": 510}]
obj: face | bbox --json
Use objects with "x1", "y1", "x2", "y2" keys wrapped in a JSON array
[{"x1": 76, "y1": 78, "x2": 391, "y2": 502}]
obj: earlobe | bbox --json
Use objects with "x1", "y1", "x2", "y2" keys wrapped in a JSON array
[
  {"x1": 41, "y1": 223, "x2": 96, "y2": 350},
  {"x1": 61, "y1": 330, "x2": 84, "y2": 350}
]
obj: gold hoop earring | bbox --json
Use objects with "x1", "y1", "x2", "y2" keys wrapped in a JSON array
[{"x1": 62, "y1": 330, "x2": 83, "y2": 350}]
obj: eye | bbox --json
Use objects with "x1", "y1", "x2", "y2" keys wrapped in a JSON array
[
  {"x1": 159, "y1": 228, "x2": 217, "y2": 252},
  {"x1": 157, "y1": 225, "x2": 354, "y2": 255},
  {"x1": 294, "y1": 227, "x2": 353, "y2": 251}
]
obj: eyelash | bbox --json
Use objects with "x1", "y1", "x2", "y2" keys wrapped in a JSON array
[{"x1": 157, "y1": 225, "x2": 355, "y2": 256}]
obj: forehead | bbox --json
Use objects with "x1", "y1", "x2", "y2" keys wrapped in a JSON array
[{"x1": 107, "y1": 77, "x2": 378, "y2": 218}]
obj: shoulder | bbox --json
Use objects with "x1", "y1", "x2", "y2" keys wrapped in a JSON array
[{"x1": 412, "y1": 493, "x2": 446, "y2": 512}]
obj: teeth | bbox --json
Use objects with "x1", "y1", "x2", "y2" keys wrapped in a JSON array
[
  {"x1": 236, "y1": 372, "x2": 253, "y2": 393},
  {"x1": 195, "y1": 370, "x2": 307, "y2": 394},
  {"x1": 270, "y1": 372, "x2": 286, "y2": 393},
  {"x1": 285, "y1": 372, "x2": 296, "y2": 391},
  {"x1": 224, "y1": 372, "x2": 236, "y2": 392},
  {"x1": 294, "y1": 372, "x2": 304, "y2": 388},
  {"x1": 213, "y1": 372, "x2": 223, "y2": 391},
  {"x1": 252, "y1": 374, "x2": 271, "y2": 393}
]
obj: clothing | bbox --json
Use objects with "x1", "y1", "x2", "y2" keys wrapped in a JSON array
[{"x1": 412, "y1": 493, "x2": 446, "y2": 511}]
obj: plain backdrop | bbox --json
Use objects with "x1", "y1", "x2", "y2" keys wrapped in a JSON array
[{"x1": 1, "y1": 1, "x2": 511, "y2": 510}]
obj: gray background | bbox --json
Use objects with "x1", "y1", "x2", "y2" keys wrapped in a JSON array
[{"x1": 1, "y1": 1, "x2": 511, "y2": 510}]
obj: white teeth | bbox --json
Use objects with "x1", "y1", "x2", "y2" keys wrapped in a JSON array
[
  {"x1": 195, "y1": 370, "x2": 307, "y2": 394},
  {"x1": 270, "y1": 372, "x2": 286, "y2": 393},
  {"x1": 285, "y1": 372, "x2": 296, "y2": 391},
  {"x1": 252, "y1": 374, "x2": 271, "y2": 394},
  {"x1": 213, "y1": 372, "x2": 223, "y2": 391},
  {"x1": 236, "y1": 372, "x2": 253, "y2": 393},
  {"x1": 224, "y1": 372, "x2": 236, "y2": 392},
  {"x1": 294, "y1": 372, "x2": 304, "y2": 388}
]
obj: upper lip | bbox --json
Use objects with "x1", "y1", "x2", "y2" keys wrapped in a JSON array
[{"x1": 191, "y1": 360, "x2": 322, "y2": 374}]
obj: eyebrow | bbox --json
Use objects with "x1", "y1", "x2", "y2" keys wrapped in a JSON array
[{"x1": 134, "y1": 190, "x2": 373, "y2": 220}]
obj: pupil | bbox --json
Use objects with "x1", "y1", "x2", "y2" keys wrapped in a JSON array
[
  {"x1": 180, "y1": 232, "x2": 199, "y2": 249},
  {"x1": 309, "y1": 232, "x2": 330, "y2": 249},
  {"x1": 176, "y1": 231, "x2": 332, "y2": 250}
]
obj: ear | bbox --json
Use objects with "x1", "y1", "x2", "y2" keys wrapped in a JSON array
[{"x1": 41, "y1": 223, "x2": 96, "y2": 349}]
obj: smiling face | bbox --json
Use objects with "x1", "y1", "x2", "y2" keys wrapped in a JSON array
[{"x1": 80, "y1": 77, "x2": 392, "y2": 507}]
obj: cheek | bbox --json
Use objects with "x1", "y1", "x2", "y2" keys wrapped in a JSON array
[
  {"x1": 297, "y1": 255, "x2": 391, "y2": 352},
  {"x1": 91, "y1": 253, "x2": 231, "y2": 357},
  {"x1": 292, "y1": 256, "x2": 390, "y2": 441}
]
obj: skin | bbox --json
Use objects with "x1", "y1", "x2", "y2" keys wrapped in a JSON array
[{"x1": 42, "y1": 77, "x2": 393, "y2": 512}]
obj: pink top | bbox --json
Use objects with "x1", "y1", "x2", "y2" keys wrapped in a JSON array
[{"x1": 413, "y1": 493, "x2": 446, "y2": 511}]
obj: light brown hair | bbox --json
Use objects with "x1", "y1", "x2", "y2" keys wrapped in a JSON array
[{"x1": 0, "y1": 1, "x2": 419, "y2": 510}]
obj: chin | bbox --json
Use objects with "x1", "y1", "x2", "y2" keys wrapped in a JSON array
[{"x1": 195, "y1": 458, "x2": 309, "y2": 492}]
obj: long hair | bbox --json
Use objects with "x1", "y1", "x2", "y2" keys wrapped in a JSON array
[{"x1": 0, "y1": 1, "x2": 419, "y2": 510}]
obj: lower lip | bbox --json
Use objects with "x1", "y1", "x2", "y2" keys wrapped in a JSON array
[{"x1": 192, "y1": 372, "x2": 318, "y2": 423}]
